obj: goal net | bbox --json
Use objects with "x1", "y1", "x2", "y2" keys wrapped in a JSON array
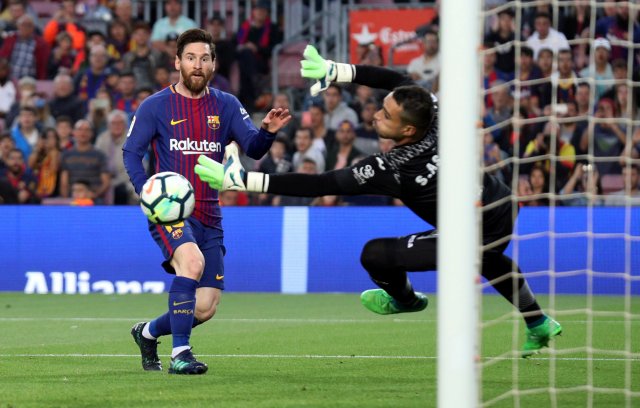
[{"x1": 478, "y1": 1, "x2": 640, "y2": 406}]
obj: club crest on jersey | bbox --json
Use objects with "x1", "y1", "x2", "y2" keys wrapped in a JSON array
[
  {"x1": 207, "y1": 115, "x2": 220, "y2": 130},
  {"x1": 171, "y1": 229, "x2": 183, "y2": 240}
]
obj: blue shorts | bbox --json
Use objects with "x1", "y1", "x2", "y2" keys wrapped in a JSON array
[{"x1": 148, "y1": 218, "x2": 226, "y2": 289}]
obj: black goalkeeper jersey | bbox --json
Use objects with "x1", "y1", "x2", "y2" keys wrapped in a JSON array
[{"x1": 266, "y1": 65, "x2": 513, "y2": 242}]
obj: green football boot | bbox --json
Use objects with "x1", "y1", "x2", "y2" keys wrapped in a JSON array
[
  {"x1": 360, "y1": 289, "x2": 428, "y2": 315},
  {"x1": 522, "y1": 316, "x2": 563, "y2": 358},
  {"x1": 168, "y1": 348, "x2": 208, "y2": 375}
]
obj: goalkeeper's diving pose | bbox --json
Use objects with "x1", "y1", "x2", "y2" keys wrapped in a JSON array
[{"x1": 195, "y1": 45, "x2": 562, "y2": 357}]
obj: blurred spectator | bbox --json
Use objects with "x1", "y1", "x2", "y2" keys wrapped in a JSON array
[
  {"x1": 123, "y1": 22, "x2": 165, "y2": 91},
  {"x1": 595, "y1": 1, "x2": 640, "y2": 65},
  {"x1": 355, "y1": 99, "x2": 379, "y2": 140},
  {"x1": 560, "y1": 2, "x2": 593, "y2": 70},
  {"x1": 0, "y1": 147, "x2": 37, "y2": 203},
  {"x1": 614, "y1": 83, "x2": 638, "y2": 120},
  {"x1": 535, "y1": 47, "x2": 554, "y2": 109},
  {"x1": 558, "y1": 101, "x2": 585, "y2": 147},
  {"x1": 42, "y1": 0, "x2": 86, "y2": 53},
  {"x1": 483, "y1": 81, "x2": 513, "y2": 152},
  {"x1": 0, "y1": 57, "x2": 16, "y2": 124},
  {"x1": 515, "y1": 46, "x2": 542, "y2": 116},
  {"x1": 49, "y1": 74, "x2": 86, "y2": 123},
  {"x1": 356, "y1": 43, "x2": 384, "y2": 67},
  {"x1": 0, "y1": 132, "x2": 15, "y2": 171},
  {"x1": 551, "y1": 49, "x2": 578, "y2": 104},
  {"x1": 154, "y1": 65, "x2": 171, "y2": 90},
  {"x1": 11, "y1": 105, "x2": 39, "y2": 159},
  {"x1": 526, "y1": 12, "x2": 570, "y2": 60},
  {"x1": 160, "y1": 32, "x2": 178, "y2": 68},
  {"x1": 112, "y1": 71, "x2": 138, "y2": 116},
  {"x1": 74, "y1": 43, "x2": 111, "y2": 102},
  {"x1": 106, "y1": 19, "x2": 131, "y2": 63},
  {"x1": 559, "y1": 163, "x2": 603, "y2": 206},
  {"x1": 205, "y1": 14, "x2": 235, "y2": 80},
  {"x1": 517, "y1": 177, "x2": 535, "y2": 207},
  {"x1": 55, "y1": 116, "x2": 74, "y2": 151},
  {"x1": 87, "y1": 88, "x2": 113, "y2": 136},
  {"x1": 255, "y1": 135, "x2": 291, "y2": 205},
  {"x1": 28, "y1": 127, "x2": 60, "y2": 199},
  {"x1": 325, "y1": 120, "x2": 362, "y2": 171},
  {"x1": 307, "y1": 103, "x2": 335, "y2": 154},
  {"x1": 236, "y1": 0, "x2": 280, "y2": 110},
  {"x1": 29, "y1": 92, "x2": 55, "y2": 130},
  {"x1": 0, "y1": 0, "x2": 30, "y2": 35},
  {"x1": 605, "y1": 164, "x2": 640, "y2": 206},
  {"x1": 219, "y1": 189, "x2": 246, "y2": 207},
  {"x1": 620, "y1": 126, "x2": 640, "y2": 163},
  {"x1": 310, "y1": 195, "x2": 343, "y2": 207},
  {"x1": 95, "y1": 110, "x2": 134, "y2": 205},
  {"x1": 579, "y1": 97, "x2": 626, "y2": 175},
  {"x1": 59, "y1": 119, "x2": 110, "y2": 202},
  {"x1": 579, "y1": 38, "x2": 613, "y2": 100},
  {"x1": 0, "y1": 14, "x2": 50, "y2": 80},
  {"x1": 70, "y1": 179, "x2": 95, "y2": 206},
  {"x1": 273, "y1": 157, "x2": 317, "y2": 206},
  {"x1": 575, "y1": 82, "x2": 591, "y2": 116},
  {"x1": 407, "y1": 29, "x2": 440, "y2": 90},
  {"x1": 272, "y1": 92, "x2": 299, "y2": 142},
  {"x1": 523, "y1": 127, "x2": 576, "y2": 190},
  {"x1": 601, "y1": 59, "x2": 630, "y2": 101},
  {"x1": 5, "y1": 75, "x2": 36, "y2": 126},
  {"x1": 484, "y1": 132, "x2": 507, "y2": 184},
  {"x1": 135, "y1": 86, "x2": 154, "y2": 106},
  {"x1": 484, "y1": 8, "x2": 515, "y2": 74},
  {"x1": 482, "y1": 47, "x2": 512, "y2": 108},
  {"x1": 293, "y1": 127, "x2": 325, "y2": 174},
  {"x1": 113, "y1": 0, "x2": 139, "y2": 34},
  {"x1": 323, "y1": 84, "x2": 358, "y2": 131},
  {"x1": 47, "y1": 32, "x2": 83, "y2": 78},
  {"x1": 527, "y1": 164, "x2": 550, "y2": 206},
  {"x1": 150, "y1": 0, "x2": 197, "y2": 51}
]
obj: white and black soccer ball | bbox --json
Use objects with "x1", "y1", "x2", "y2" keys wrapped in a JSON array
[{"x1": 140, "y1": 172, "x2": 195, "y2": 225}]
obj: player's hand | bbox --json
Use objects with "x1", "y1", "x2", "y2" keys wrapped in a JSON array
[
  {"x1": 300, "y1": 44, "x2": 353, "y2": 96},
  {"x1": 195, "y1": 155, "x2": 225, "y2": 190},
  {"x1": 261, "y1": 108, "x2": 292, "y2": 133},
  {"x1": 221, "y1": 143, "x2": 248, "y2": 191}
]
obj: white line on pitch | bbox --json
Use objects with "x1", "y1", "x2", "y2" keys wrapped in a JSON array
[
  {"x1": 0, "y1": 317, "x2": 637, "y2": 324},
  {"x1": 0, "y1": 354, "x2": 637, "y2": 362}
]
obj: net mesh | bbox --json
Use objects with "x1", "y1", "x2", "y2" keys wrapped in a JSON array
[{"x1": 479, "y1": 1, "x2": 639, "y2": 406}]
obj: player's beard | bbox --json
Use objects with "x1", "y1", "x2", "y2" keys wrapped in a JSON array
[{"x1": 180, "y1": 67, "x2": 213, "y2": 95}]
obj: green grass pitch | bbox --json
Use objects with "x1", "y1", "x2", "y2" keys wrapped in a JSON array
[{"x1": 0, "y1": 293, "x2": 638, "y2": 407}]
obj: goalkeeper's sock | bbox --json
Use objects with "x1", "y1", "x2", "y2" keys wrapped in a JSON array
[
  {"x1": 168, "y1": 276, "x2": 198, "y2": 349},
  {"x1": 482, "y1": 251, "x2": 543, "y2": 326}
]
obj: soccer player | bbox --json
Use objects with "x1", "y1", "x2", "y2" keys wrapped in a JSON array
[
  {"x1": 122, "y1": 28, "x2": 291, "y2": 374},
  {"x1": 195, "y1": 45, "x2": 562, "y2": 357}
]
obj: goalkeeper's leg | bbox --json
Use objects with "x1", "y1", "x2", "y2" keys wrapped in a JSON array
[{"x1": 359, "y1": 230, "x2": 436, "y2": 314}]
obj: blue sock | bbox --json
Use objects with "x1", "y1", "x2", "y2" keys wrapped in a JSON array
[
  {"x1": 168, "y1": 276, "x2": 198, "y2": 349},
  {"x1": 149, "y1": 313, "x2": 171, "y2": 338}
]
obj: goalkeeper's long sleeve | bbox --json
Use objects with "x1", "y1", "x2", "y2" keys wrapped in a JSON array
[{"x1": 351, "y1": 65, "x2": 414, "y2": 91}]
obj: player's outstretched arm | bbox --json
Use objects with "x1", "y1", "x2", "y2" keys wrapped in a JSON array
[
  {"x1": 300, "y1": 45, "x2": 412, "y2": 94},
  {"x1": 195, "y1": 144, "x2": 269, "y2": 192}
]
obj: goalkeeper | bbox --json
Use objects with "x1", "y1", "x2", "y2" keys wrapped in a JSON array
[{"x1": 196, "y1": 45, "x2": 562, "y2": 357}]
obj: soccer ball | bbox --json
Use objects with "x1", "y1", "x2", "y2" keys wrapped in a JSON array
[{"x1": 140, "y1": 172, "x2": 195, "y2": 224}]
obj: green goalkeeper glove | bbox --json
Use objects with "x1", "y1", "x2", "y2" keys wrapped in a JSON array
[
  {"x1": 300, "y1": 44, "x2": 355, "y2": 96},
  {"x1": 195, "y1": 144, "x2": 269, "y2": 193},
  {"x1": 194, "y1": 155, "x2": 224, "y2": 190}
]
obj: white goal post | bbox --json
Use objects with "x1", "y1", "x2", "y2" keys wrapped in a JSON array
[{"x1": 438, "y1": 1, "x2": 482, "y2": 407}]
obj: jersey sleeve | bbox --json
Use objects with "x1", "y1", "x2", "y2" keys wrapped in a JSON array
[
  {"x1": 226, "y1": 95, "x2": 275, "y2": 159},
  {"x1": 353, "y1": 65, "x2": 414, "y2": 91},
  {"x1": 266, "y1": 154, "x2": 401, "y2": 197},
  {"x1": 122, "y1": 99, "x2": 157, "y2": 194}
]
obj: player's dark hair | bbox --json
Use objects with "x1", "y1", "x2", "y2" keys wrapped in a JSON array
[
  {"x1": 392, "y1": 85, "x2": 435, "y2": 138},
  {"x1": 177, "y1": 28, "x2": 216, "y2": 60}
]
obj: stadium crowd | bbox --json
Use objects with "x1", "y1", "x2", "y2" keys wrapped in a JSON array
[{"x1": 0, "y1": 0, "x2": 638, "y2": 207}]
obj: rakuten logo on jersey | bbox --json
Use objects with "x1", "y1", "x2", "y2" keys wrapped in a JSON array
[{"x1": 169, "y1": 138, "x2": 222, "y2": 155}]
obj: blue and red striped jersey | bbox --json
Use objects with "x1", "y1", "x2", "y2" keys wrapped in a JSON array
[{"x1": 123, "y1": 84, "x2": 275, "y2": 228}]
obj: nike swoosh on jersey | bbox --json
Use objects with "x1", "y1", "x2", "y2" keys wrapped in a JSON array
[
  {"x1": 170, "y1": 118, "x2": 188, "y2": 126},
  {"x1": 215, "y1": 274, "x2": 224, "y2": 280},
  {"x1": 172, "y1": 300, "x2": 195, "y2": 306}
]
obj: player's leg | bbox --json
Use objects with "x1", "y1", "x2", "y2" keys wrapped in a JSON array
[
  {"x1": 193, "y1": 240, "x2": 225, "y2": 325},
  {"x1": 481, "y1": 250, "x2": 562, "y2": 357},
  {"x1": 359, "y1": 230, "x2": 436, "y2": 315}
]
